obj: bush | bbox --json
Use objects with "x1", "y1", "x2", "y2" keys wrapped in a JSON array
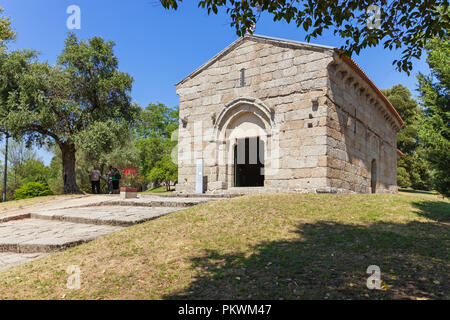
[{"x1": 14, "y1": 182, "x2": 53, "y2": 200}]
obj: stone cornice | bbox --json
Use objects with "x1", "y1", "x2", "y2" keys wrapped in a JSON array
[{"x1": 330, "y1": 53, "x2": 403, "y2": 131}]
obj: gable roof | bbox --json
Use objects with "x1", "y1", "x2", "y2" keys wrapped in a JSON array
[
  {"x1": 176, "y1": 34, "x2": 334, "y2": 87},
  {"x1": 176, "y1": 34, "x2": 403, "y2": 127}
]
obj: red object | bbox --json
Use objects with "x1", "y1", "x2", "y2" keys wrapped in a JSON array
[
  {"x1": 121, "y1": 168, "x2": 138, "y2": 176},
  {"x1": 120, "y1": 187, "x2": 137, "y2": 192}
]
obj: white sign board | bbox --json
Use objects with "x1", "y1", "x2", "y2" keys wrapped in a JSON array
[{"x1": 195, "y1": 159, "x2": 204, "y2": 194}]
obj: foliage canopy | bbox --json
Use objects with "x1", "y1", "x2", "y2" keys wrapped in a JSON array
[
  {"x1": 0, "y1": 33, "x2": 137, "y2": 193},
  {"x1": 161, "y1": 0, "x2": 449, "y2": 73},
  {"x1": 417, "y1": 37, "x2": 450, "y2": 196},
  {"x1": 0, "y1": 7, "x2": 15, "y2": 51}
]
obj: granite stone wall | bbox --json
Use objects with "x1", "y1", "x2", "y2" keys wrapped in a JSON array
[
  {"x1": 175, "y1": 35, "x2": 400, "y2": 194},
  {"x1": 325, "y1": 54, "x2": 399, "y2": 194}
]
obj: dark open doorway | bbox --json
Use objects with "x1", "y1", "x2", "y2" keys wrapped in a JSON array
[
  {"x1": 371, "y1": 159, "x2": 377, "y2": 193},
  {"x1": 234, "y1": 137, "x2": 264, "y2": 187}
]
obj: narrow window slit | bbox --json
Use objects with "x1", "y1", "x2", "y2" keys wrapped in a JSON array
[{"x1": 240, "y1": 68, "x2": 245, "y2": 87}]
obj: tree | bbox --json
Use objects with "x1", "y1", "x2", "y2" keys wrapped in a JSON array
[
  {"x1": 46, "y1": 155, "x2": 63, "y2": 194},
  {"x1": 16, "y1": 159, "x2": 50, "y2": 185},
  {"x1": 74, "y1": 119, "x2": 138, "y2": 172},
  {"x1": 0, "y1": 138, "x2": 51, "y2": 200},
  {"x1": 161, "y1": 0, "x2": 449, "y2": 73},
  {"x1": 75, "y1": 123, "x2": 140, "y2": 193},
  {"x1": 397, "y1": 166, "x2": 411, "y2": 188},
  {"x1": 135, "y1": 103, "x2": 179, "y2": 177},
  {"x1": 0, "y1": 6, "x2": 17, "y2": 201},
  {"x1": 383, "y1": 85, "x2": 420, "y2": 153},
  {"x1": 382, "y1": 84, "x2": 432, "y2": 190},
  {"x1": 417, "y1": 37, "x2": 450, "y2": 197},
  {"x1": 136, "y1": 103, "x2": 179, "y2": 139},
  {"x1": 0, "y1": 6, "x2": 15, "y2": 51},
  {"x1": 147, "y1": 154, "x2": 178, "y2": 191},
  {"x1": 1, "y1": 34, "x2": 137, "y2": 194},
  {"x1": 0, "y1": 50, "x2": 36, "y2": 201},
  {"x1": 1, "y1": 139, "x2": 38, "y2": 186}
]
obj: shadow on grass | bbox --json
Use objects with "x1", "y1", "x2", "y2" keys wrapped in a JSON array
[
  {"x1": 412, "y1": 200, "x2": 450, "y2": 222},
  {"x1": 166, "y1": 220, "x2": 449, "y2": 300}
]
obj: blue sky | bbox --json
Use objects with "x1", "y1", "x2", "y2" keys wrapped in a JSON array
[{"x1": 2, "y1": 0, "x2": 429, "y2": 165}]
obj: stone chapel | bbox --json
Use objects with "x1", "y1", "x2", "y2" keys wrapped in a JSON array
[{"x1": 175, "y1": 34, "x2": 403, "y2": 194}]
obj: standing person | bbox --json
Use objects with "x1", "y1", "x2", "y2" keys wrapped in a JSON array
[
  {"x1": 107, "y1": 166, "x2": 114, "y2": 194},
  {"x1": 111, "y1": 167, "x2": 121, "y2": 193},
  {"x1": 89, "y1": 165, "x2": 101, "y2": 194}
]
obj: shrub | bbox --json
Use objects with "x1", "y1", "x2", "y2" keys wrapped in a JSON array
[{"x1": 14, "y1": 182, "x2": 53, "y2": 200}]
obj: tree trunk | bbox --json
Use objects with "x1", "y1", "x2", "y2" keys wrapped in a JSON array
[{"x1": 61, "y1": 142, "x2": 82, "y2": 194}]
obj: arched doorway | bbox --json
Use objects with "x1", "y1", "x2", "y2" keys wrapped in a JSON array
[
  {"x1": 214, "y1": 98, "x2": 273, "y2": 189},
  {"x1": 227, "y1": 113, "x2": 266, "y2": 188},
  {"x1": 371, "y1": 159, "x2": 377, "y2": 193},
  {"x1": 234, "y1": 136, "x2": 264, "y2": 187}
]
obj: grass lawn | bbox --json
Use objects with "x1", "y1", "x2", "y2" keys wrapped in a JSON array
[
  {"x1": 140, "y1": 186, "x2": 174, "y2": 194},
  {"x1": 0, "y1": 191, "x2": 448, "y2": 300}
]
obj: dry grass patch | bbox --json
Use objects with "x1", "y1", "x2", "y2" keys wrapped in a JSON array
[
  {"x1": 0, "y1": 195, "x2": 60, "y2": 212},
  {"x1": 0, "y1": 191, "x2": 448, "y2": 300}
]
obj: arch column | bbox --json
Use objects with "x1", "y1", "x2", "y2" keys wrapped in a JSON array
[{"x1": 213, "y1": 98, "x2": 274, "y2": 190}]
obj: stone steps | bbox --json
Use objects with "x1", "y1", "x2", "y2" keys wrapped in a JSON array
[
  {"x1": 85, "y1": 197, "x2": 213, "y2": 208},
  {"x1": 0, "y1": 218, "x2": 122, "y2": 253},
  {"x1": 0, "y1": 252, "x2": 48, "y2": 272},
  {"x1": 0, "y1": 195, "x2": 212, "y2": 271},
  {"x1": 0, "y1": 205, "x2": 182, "y2": 254},
  {"x1": 225, "y1": 187, "x2": 267, "y2": 194},
  {"x1": 143, "y1": 193, "x2": 239, "y2": 199},
  {"x1": 1, "y1": 205, "x2": 185, "y2": 253},
  {"x1": 30, "y1": 206, "x2": 181, "y2": 227}
]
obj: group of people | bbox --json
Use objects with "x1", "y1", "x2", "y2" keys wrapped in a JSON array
[{"x1": 88, "y1": 166, "x2": 122, "y2": 194}]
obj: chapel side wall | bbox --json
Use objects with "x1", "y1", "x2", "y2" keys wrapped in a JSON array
[
  {"x1": 176, "y1": 38, "x2": 335, "y2": 193},
  {"x1": 325, "y1": 64, "x2": 398, "y2": 194}
]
